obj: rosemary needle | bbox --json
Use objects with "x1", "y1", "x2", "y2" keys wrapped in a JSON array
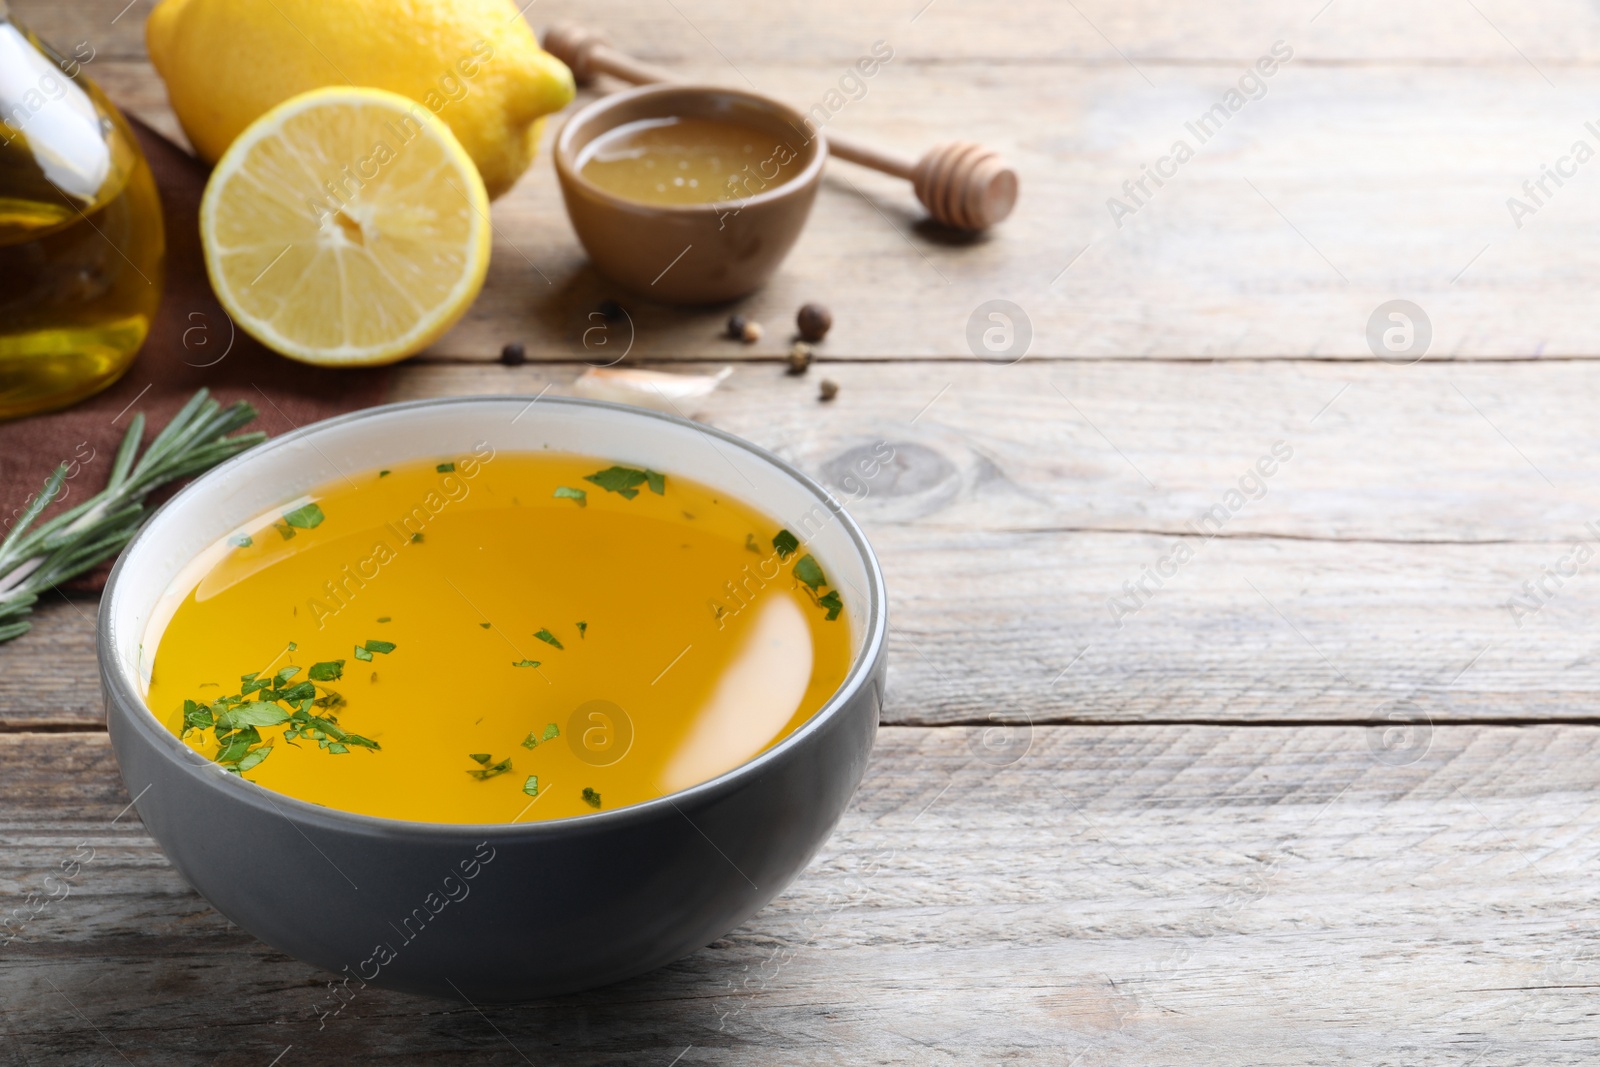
[{"x1": 0, "y1": 389, "x2": 264, "y2": 643}]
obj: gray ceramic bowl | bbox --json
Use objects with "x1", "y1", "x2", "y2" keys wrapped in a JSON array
[{"x1": 99, "y1": 396, "x2": 886, "y2": 1002}]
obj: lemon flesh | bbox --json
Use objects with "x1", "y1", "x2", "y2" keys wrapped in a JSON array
[
  {"x1": 200, "y1": 87, "x2": 490, "y2": 366},
  {"x1": 147, "y1": 0, "x2": 574, "y2": 198}
]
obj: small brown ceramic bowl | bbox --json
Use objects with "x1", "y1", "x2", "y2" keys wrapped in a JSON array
[{"x1": 554, "y1": 84, "x2": 827, "y2": 304}]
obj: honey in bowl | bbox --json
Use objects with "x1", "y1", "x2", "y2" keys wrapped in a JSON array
[
  {"x1": 145, "y1": 450, "x2": 852, "y2": 824},
  {"x1": 575, "y1": 116, "x2": 806, "y2": 206}
]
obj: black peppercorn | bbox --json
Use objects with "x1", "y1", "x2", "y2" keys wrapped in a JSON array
[
  {"x1": 727, "y1": 315, "x2": 746, "y2": 339},
  {"x1": 596, "y1": 299, "x2": 625, "y2": 321},
  {"x1": 796, "y1": 303, "x2": 832, "y2": 343},
  {"x1": 499, "y1": 342, "x2": 526, "y2": 366}
]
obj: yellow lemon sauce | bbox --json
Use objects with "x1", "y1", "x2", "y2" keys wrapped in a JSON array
[{"x1": 146, "y1": 450, "x2": 852, "y2": 823}]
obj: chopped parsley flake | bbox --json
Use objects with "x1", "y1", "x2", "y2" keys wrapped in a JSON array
[
  {"x1": 772, "y1": 530, "x2": 799, "y2": 560},
  {"x1": 818, "y1": 590, "x2": 843, "y2": 621},
  {"x1": 553, "y1": 486, "x2": 587, "y2": 506},
  {"x1": 581, "y1": 787, "x2": 602, "y2": 808},
  {"x1": 534, "y1": 629, "x2": 564, "y2": 650},
  {"x1": 377, "y1": 616, "x2": 391, "y2": 623},
  {"x1": 229, "y1": 534, "x2": 253, "y2": 548},
  {"x1": 479, "y1": 622, "x2": 491, "y2": 629},
  {"x1": 308, "y1": 660, "x2": 344, "y2": 682},
  {"x1": 523, "y1": 775, "x2": 539, "y2": 797},
  {"x1": 583, "y1": 466, "x2": 665, "y2": 500},
  {"x1": 283, "y1": 503, "x2": 324, "y2": 530},
  {"x1": 288, "y1": 642, "x2": 297, "y2": 651},
  {"x1": 353, "y1": 640, "x2": 393, "y2": 662},
  {"x1": 542, "y1": 723, "x2": 559, "y2": 741},
  {"x1": 576, "y1": 621, "x2": 588, "y2": 639},
  {"x1": 437, "y1": 462, "x2": 455, "y2": 473},
  {"x1": 273, "y1": 521, "x2": 295, "y2": 540},
  {"x1": 521, "y1": 731, "x2": 540, "y2": 748},
  {"x1": 178, "y1": 662, "x2": 378, "y2": 777},
  {"x1": 410, "y1": 533, "x2": 424, "y2": 544},
  {"x1": 793, "y1": 554, "x2": 826, "y2": 590},
  {"x1": 467, "y1": 755, "x2": 513, "y2": 780},
  {"x1": 745, "y1": 533, "x2": 761, "y2": 554},
  {"x1": 511, "y1": 659, "x2": 541, "y2": 668},
  {"x1": 469, "y1": 753, "x2": 491, "y2": 764},
  {"x1": 379, "y1": 470, "x2": 391, "y2": 478}
]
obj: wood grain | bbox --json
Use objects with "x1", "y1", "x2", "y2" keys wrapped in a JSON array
[
  {"x1": 30, "y1": 0, "x2": 1600, "y2": 65},
  {"x1": 19, "y1": 9, "x2": 1600, "y2": 360},
  {"x1": 7, "y1": 1, "x2": 1600, "y2": 1059},
  {"x1": 10, "y1": 359, "x2": 1600, "y2": 729},
  {"x1": 5, "y1": 724, "x2": 1600, "y2": 1065}
]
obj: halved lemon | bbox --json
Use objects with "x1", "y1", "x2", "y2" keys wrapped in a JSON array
[{"x1": 200, "y1": 86, "x2": 491, "y2": 366}]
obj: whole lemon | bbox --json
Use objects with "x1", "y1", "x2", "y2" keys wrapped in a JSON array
[{"x1": 146, "y1": 0, "x2": 574, "y2": 198}]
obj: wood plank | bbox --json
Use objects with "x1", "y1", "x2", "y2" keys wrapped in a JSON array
[
  {"x1": 27, "y1": 0, "x2": 1600, "y2": 65},
  {"x1": 9, "y1": 359, "x2": 1600, "y2": 728},
  {"x1": 34, "y1": 51, "x2": 1600, "y2": 360},
  {"x1": 4, "y1": 725, "x2": 1600, "y2": 1064}
]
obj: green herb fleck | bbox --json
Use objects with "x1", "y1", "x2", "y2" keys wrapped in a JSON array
[
  {"x1": 523, "y1": 775, "x2": 539, "y2": 797},
  {"x1": 581, "y1": 787, "x2": 602, "y2": 808},
  {"x1": 745, "y1": 533, "x2": 761, "y2": 554},
  {"x1": 354, "y1": 646, "x2": 372, "y2": 662},
  {"x1": 773, "y1": 530, "x2": 800, "y2": 560},
  {"x1": 288, "y1": 641, "x2": 297, "y2": 651},
  {"x1": 283, "y1": 503, "x2": 324, "y2": 530},
  {"x1": 469, "y1": 753, "x2": 491, "y2": 764},
  {"x1": 583, "y1": 466, "x2": 665, "y2": 500},
  {"x1": 467, "y1": 755, "x2": 513, "y2": 780},
  {"x1": 818, "y1": 590, "x2": 843, "y2": 621},
  {"x1": 534, "y1": 628, "x2": 564, "y2": 650},
  {"x1": 229, "y1": 534, "x2": 253, "y2": 548},
  {"x1": 521, "y1": 731, "x2": 540, "y2": 748},
  {"x1": 512, "y1": 659, "x2": 541, "y2": 668},
  {"x1": 576, "y1": 621, "x2": 587, "y2": 639},
  {"x1": 363, "y1": 640, "x2": 396, "y2": 655},
  {"x1": 234, "y1": 745, "x2": 272, "y2": 772},
  {"x1": 479, "y1": 622, "x2": 491, "y2": 629},
  {"x1": 182, "y1": 700, "x2": 213, "y2": 731},
  {"x1": 308, "y1": 660, "x2": 344, "y2": 682},
  {"x1": 553, "y1": 486, "x2": 587, "y2": 507},
  {"x1": 793, "y1": 554, "x2": 826, "y2": 590},
  {"x1": 411, "y1": 533, "x2": 424, "y2": 544},
  {"x1": 273, "y1": 521, "x2": 295, "y2": 541},
  {"x1": 542, "y1": 723, "x2": 559, "y2": 742},
  {"x1": 377, "y1": 616, "x2": 391, "y2": 623},
  {"x1": 437, "y1": 462, "x2": 456, "y2": 473},
  {"x1": 379, "y1": 469, "x2": 391, "y2": 478},
  {"x1": 217, "y1": 703, "x2": 292, "y2": 730}
]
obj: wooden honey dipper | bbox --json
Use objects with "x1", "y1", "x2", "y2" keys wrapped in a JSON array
[{"x1": 542, "y1": 23, "x2": 1019, "y2": 232}]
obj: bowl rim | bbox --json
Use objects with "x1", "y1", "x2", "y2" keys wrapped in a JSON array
[
  {"x1": 553, "y1": 82, "x2": 829, "y2": 217},
  {"x1": 98, "y1": 395, "x2": 887, "y2": 840}
]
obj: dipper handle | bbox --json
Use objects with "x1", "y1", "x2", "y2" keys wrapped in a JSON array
[{"x1": 542, "y1": 22, "x2": 1018, "y2": 231}]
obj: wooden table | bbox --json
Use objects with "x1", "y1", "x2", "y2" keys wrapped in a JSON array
[{"x1": 7, "y1": 0, "x2": 1600, "y2": 1062}]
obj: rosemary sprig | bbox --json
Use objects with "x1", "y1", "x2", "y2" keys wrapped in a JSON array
[{"x1": 0, "y1": 389, "x2": 264, "y2": 643}]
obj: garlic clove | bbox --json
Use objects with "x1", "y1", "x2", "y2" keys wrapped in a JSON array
[{"x1": 572, "y1": 365, "x2": 733, "y2": 412}]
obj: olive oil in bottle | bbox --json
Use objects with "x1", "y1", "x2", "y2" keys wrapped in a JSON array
[{"x1": 0, "y1": 4, "x2": 164, "y2": 420}]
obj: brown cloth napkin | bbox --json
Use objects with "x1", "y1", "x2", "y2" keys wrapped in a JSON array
[{"x1": 0, "y1": 115, "x2": 392, "y2": 591}]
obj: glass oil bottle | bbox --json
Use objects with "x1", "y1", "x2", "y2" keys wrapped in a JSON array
[{"x1": 0, "y1": 2, "x2": 164, "y2": 420}]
